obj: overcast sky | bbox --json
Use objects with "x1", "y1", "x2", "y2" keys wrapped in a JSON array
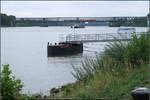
[{"x1": 1, "y1": 1, "x2": 149, "y2": 17}]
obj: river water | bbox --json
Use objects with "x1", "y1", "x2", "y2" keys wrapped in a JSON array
[{"x1": 1, "y1": 26, "x2": 148, "y2": 95}]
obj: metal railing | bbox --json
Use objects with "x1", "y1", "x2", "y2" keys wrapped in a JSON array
[{"x1": 64, "y1": 32, "x2": 145, "y2": 43}]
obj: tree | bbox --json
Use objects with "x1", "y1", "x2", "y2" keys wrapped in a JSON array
[
  {"x1": 0, "y1": 13, "x2": 16, "y2": 26},
  {"x1": 0, "y1": 64, "x2": 23, "y2": 100}
]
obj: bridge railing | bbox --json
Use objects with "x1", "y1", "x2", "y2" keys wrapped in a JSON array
[{"x1": 66, "y1": 33, "x2": 130, "y2": 42}]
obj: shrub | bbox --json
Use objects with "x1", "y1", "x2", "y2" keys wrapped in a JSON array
[
  {"x1": 0, "y1": 64, "x2": 23, "y2": 100},
  {"x1": 125, "y1": 31, "x2": 150, "y2": 66}
]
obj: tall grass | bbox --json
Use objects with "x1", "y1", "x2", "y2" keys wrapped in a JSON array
[
  {"x1": 71, "y1": 63, "x2": 149, "y2": 99},
  {"x1": 72, "y1": 31, "x2": 150, "y2": 82},
  {"x1": 104, "y1": 40, "x2": 126, "y2": 63},
  {"x1": 72, "y1": 40, "x2": 127, "y2": 82}
]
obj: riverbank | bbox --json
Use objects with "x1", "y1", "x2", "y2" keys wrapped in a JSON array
[
  {"x1": 15, "y1": 63, "x2": 149, "y2": 100},
  {"x1": 47, "y1": 64, "x2": 149, "y2": 99}
]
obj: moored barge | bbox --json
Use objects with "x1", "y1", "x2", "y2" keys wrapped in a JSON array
[
  {"x1": 70, "y1": 24, "x2": 85, "y2": 28},
  {"x1": 47, "y1": 42, "x2": 83, "y2": 56}
]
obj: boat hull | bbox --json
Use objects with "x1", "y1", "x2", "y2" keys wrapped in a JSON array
[{"x1": 47, "y1": 42, "x2": 83, "y2": 56}]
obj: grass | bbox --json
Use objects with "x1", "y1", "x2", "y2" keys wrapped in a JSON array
[
  {"x1": 97, "y1": 65, "x2": 149, "y2": 99},
  {"x1": 50, "y1": 64, "x2": 149, "y2": 100}
]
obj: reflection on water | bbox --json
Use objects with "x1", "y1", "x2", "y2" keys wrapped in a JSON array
[
  {"x1": 47, "y1": 54, "x2": 83, "y2": 64},
  {"x1": 1, "y1": 26, "x2": 148, "y2": 95}
]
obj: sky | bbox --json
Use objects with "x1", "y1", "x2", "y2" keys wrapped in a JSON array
[{"x1": 1, "y1": 1, "x2": 149, "y2": 17}]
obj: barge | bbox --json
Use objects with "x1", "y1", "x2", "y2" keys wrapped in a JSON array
[
  {"x1": 70, "y1": 24, "x2": 85, "y2": 28},
  {"x1": 47, "y1": 42, "x2": 83, "y2": 56},
  {"x1": 40, "y1": 24, "x2": 48, "y2": 27}
]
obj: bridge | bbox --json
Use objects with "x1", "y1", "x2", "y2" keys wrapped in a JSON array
[
  {"x1": 15, "y1": 16, "x2": 147, "y2": 26},
  {"x1": 62, "y1": 32, "x2": 145, "y2": 43}
]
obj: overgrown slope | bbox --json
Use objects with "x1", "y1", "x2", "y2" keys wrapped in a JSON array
[{"x1": 50, "y1": 31, "x2": 150, "y2": 99}]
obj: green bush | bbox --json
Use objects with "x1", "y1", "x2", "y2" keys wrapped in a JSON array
[
  {"x1": 0, "y1": 64, "x2": 23, "y2": 100},
  {"x1": 125, "y1": 32, "x2": 150, "y2": 66}
]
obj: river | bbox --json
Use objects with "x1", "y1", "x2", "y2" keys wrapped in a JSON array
[{"x1": 1, "y1": 26, "x2": 148, "y2": 95}]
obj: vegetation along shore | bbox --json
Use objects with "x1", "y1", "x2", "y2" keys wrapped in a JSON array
[
  {"x1": 0, "y1": 13, "x2": 16, "y2": 27},
  {"x1": 48, "y1": 31, "x2": 150, "y2": 100},
  {"x1": 0, "y1": 31, "x2": 150, "y2": 100}
]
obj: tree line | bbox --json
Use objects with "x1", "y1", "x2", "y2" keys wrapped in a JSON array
[{"x1": 0, "y1": 13, "x2": 16, "y2": 27}]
